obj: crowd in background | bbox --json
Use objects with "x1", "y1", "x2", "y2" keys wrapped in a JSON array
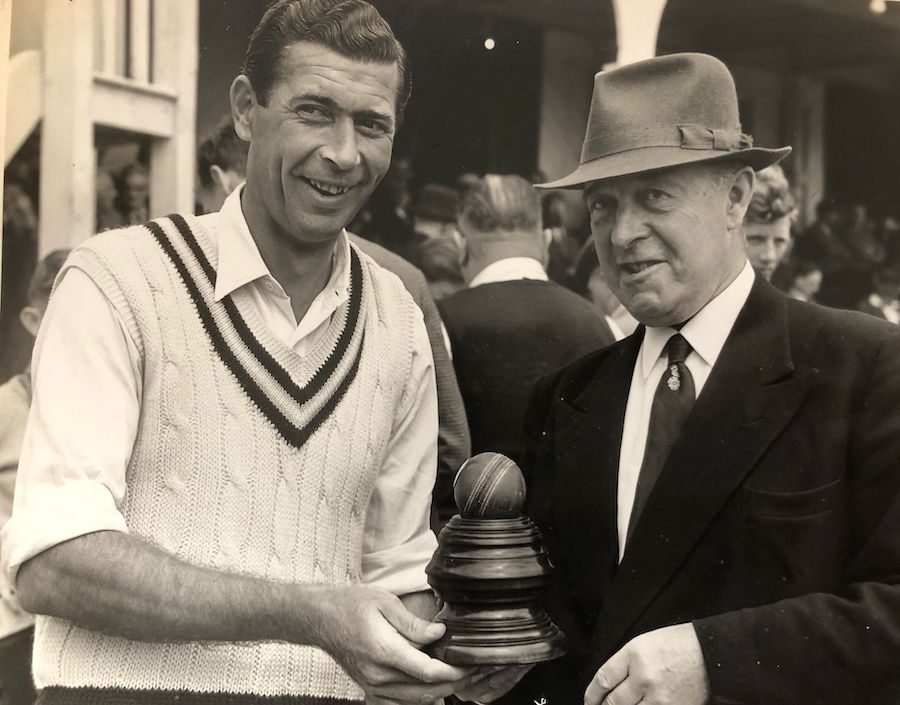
[
  {"x1": 1, "y1": 117, "x2": 900, "y2": 704},
  {"x1": 335, "y1": 153, "x2": 900, "y2": 327},
  {"x1": 4, "y1": 129, "x2": 900, "y2": 387}
]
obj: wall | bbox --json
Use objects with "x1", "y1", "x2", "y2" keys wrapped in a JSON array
[
  {"x1": 537, "y1": 29, "x2": 602, "y2": 228},
  {"x1": 9, "y1": 0, "x2": 43, "y2": 55},
  {"x1": 730, "y1": 64, "x2": 784, "y2": 151},
  {"x1": 784, "y1": 75, "x2": 825, "y2": 227},
  {"x1": 730, "y1": 63, "x2": 825, "y2": 228}
]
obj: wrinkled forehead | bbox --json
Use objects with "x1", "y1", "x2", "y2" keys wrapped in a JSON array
[
  {"x1": 582, "y1": 161, "x2": 727, "y2": 203},
  {"x1": 274, "y1": 41, "x2": 400, "y2": 112},
  {"x1": 582, "y1": 166, "x2": 688, "y2": 200}
]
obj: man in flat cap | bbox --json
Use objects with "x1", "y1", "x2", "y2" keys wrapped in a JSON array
[{"x1": 502, "y1": 53, "x2": 900, "y2": 705}]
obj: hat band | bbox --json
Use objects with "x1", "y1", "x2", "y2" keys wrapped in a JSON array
[{"x1": 580, "y1": 124, "x2": 753, "y2": 163}]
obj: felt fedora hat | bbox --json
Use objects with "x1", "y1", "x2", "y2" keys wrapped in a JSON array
[{"x1": 538, "y1": 53, "x2": 791, "y2": 190}]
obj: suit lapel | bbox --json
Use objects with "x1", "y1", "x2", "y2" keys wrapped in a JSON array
[
  {"x1": 550, "y1": 331, "x2": 643, "y2": 616},
  {"x1": 590, "y1": 279, "x2": 812, "y2": 658}
]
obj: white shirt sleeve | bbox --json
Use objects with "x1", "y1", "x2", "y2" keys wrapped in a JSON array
[
  {"x1": 1, "y1": 268, "x2": 142, "y2": 586},
  {"x1": 360, "y1": 308, "x2": 439, "y2": 595}
]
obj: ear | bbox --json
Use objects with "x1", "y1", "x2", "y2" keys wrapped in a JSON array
[
  {"x1": 541, "y1": 228, "x2": 553, "y2": 265},
  {"x1": 210, "y1": 165, "x2": 238, "y2": 197},
  {"x1": 230, "y1": 75, "x2": 257, "y2": 142},
  {"x1": 19, "y1": 305, "x2": 43, "y2": 337},
  {"x1": 453, "y1": 227, "x2": 471, "y2": 279},
  {"x1": 725, "y1": 166, "x2": 755, "y2": 230}
]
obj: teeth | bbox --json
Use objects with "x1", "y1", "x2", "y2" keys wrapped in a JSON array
[{"x1": 308, "y1": 178, "x2": 350, "y2": 195}]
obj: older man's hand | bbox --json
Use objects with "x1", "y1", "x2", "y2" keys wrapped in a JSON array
[{"x1": 583, "y1": 623, "x2": 709, "y2": 705}]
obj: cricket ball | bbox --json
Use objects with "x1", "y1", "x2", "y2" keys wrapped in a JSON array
[{"x1": 453, "y1": 453, "x2": 526, "y2": 519}]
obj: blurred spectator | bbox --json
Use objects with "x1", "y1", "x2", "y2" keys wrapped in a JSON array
[
  {"x1": 743, "y1": 164, "x2": 796, "y2": 281},
  {"x1": 878, "y1": 215, "x2": 900, "y2": 268},
  {"x1": 196, "y1": 120, "x2": 248, "y2": 214},
  {"x1": 0, "y1": 249, "x2": 70, "y2": 705},
  {"x1": 856, "y1": 266, "x2": 900, "y2": 324},
  {"x1": 797, "y1": 200, "x2": 877, "y2": 308},
  {"x1": 411, "y1": 183, "x2": 459, "y2": 237},
  {"x1": 542, "y1": 192, "x2": 582, "y2": 286},
  {"x1": 845, "y1": 202, "x2": 884, "y2": 265},
  {"x1": 456, "y1": 172, "x2": 481, "y2": 196},
  {"x1": 572, "y1": 243, "x2": 637, "y2": 340},
  {"x1": 115, "y1": 163, "x2": 150, "y2": 225},
  {"x1": 354, "y1": 156, "x2": 416, "y2": 254},
  {"x1": 439, "y1": 174, "x2": 614, "y2": 463},
  {"x1": 587, "y1": 268, "x2": 638, "y2": 340},
  {"x1": 193, "y1": 125, "x2": 470, "y2": 526},
  {"x1": 785, "y1": 260, "x2": 823, "y2": 303},
  {"x1": 794, "y1": 198, "x2": 851, "y2": 272},
  {"x1": 96, "y1": 169, "x2": 124, "y2": 232},
  {"x1": 411, "y1": 236, "x2": 465, "y2": 301},
  {"x1": 0, "y1": 183, "x2": 39, "y2": 383}
]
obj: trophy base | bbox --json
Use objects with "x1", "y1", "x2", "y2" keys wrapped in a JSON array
[{"x1": 429, "y1": 605, "x2": 567, "y2": 665}]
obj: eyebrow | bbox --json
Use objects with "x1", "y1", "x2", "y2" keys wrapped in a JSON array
[
  {"x1": 291, "y1": 93, "x2": 395, "y2": 126},
  {"x1": 584, "y1": 168, "x2": 682, "y2": 199}
]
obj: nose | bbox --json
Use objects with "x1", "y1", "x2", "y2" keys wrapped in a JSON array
[
  {"x1": 760, "y1": 240, "x2": 777, "y2": 263},
  {"x1": 608, "y1": 202, "x2": 648, "y2": 250},
  {"x1": 320, "y1": 118, "x2": 361, "y2": 170}
]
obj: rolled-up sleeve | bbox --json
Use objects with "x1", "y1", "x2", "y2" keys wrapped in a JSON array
[
  {"x1": 1, "y1": 268, "x2": 141, "y2": 585},
  {"x1": 361, "y1": 309, "x2": 439, "y2": 595}
]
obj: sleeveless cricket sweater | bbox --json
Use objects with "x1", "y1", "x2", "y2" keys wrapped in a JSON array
[{"x1": 33, "y1": 214, "x2": 420, "y2": 704}]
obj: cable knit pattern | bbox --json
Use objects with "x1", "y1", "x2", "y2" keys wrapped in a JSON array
[{"x1": 32, "y1": 217, "x2": 418, "y2": 701}]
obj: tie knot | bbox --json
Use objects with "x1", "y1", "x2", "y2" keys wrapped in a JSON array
[{"x1": 666, "y1": 333, "x2": 692, "y2": 364}]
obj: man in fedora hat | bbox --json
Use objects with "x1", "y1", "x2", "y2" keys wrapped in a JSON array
[{"x1": 498, "y1": 53, "x2": 900, "y2": 705}]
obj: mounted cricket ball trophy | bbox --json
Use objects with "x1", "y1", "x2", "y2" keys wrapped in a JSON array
[{"x1": 426, "y1": 452, "x2": 567, "y2": 665}]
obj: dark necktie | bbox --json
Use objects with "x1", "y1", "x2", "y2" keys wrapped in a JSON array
[{"x1": 626, "y1": 333, "x2": 696, "y2": 543}]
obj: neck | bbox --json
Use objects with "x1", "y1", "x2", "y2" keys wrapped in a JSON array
[
  {"x1": 463, "y1": 237, "x2": 545, "y2": 284},
  {"x1": 240, "y1": 191, "x2": 338, "y2": 322}
]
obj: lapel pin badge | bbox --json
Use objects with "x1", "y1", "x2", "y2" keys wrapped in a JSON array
[{"x1": 667, "y1": 364, "x2": 681, "y2": 391}]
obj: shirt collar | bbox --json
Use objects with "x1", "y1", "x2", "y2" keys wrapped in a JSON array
[
  {"x1": 468, "y1": 257, "x2": 549, "y2": 288},
  {"x1": 213, "y1": 184, "x2": 351, "y2": 304},
  {"x1": 639, "y1": 260, "x2": 755, "y2": 379}
]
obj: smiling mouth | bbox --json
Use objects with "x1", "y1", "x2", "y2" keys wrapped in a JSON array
[
  {"x1": 620, "y1": 260, "x2": 664, "y2": 276},
  {"x1": 303, "y1": 177, "x2": 354, "y2": 197}
]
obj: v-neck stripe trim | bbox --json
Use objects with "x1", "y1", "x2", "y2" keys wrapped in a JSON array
[{"x1": 146, "y1": 216, "x2": 365, "y2": 448}]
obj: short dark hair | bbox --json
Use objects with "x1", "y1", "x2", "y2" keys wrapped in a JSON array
[
  {"x1": 243, "y1": 0, "x2": 411, "y2": 124},
  {"x1": 459, "y1": 174, "x2": 541, "y2": 235},
  {"x1": 411, "y1": 237, "x2": 464, "y2": 285},
  {"x1": 197, "y1": 119, "x2": 249, "y2": 189},
  {"x1": 790, "y1": 259, "x2": 821, "y2": 281}
]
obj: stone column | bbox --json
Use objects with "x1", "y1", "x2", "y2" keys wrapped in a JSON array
[{"x1": 611, "y1": 0, "x2": 668, "y2": 67}]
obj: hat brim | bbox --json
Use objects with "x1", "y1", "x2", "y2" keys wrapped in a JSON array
[{"x1": 536, "y1": 146, "x2": 792, "y2": 190}]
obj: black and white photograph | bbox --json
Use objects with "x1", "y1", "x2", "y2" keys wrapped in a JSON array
[{"x1": 1, "y1": 1, "x2": 900, "y2": 703}]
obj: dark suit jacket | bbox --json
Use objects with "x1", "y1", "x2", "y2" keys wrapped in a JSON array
[
  {"x1": 350, "y1": 235, "x2": 471, "y2": 513},
  {"x1": 439, "y1": 279, "x2": 615, "y2": 464},
  {"x1": 509, "y1": 276, "x2": 900, "y2": 705}
]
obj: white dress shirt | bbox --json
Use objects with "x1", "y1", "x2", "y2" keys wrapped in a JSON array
[
  {"x1": 468, "y1": 257, "x2": 549, "y2": 288},
  {"x1": 616, "y1": 261, "x2": 755, "y2": 560},
  {"x1": 3, "y1": 186, "x2": 439, "y2": 595}
]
